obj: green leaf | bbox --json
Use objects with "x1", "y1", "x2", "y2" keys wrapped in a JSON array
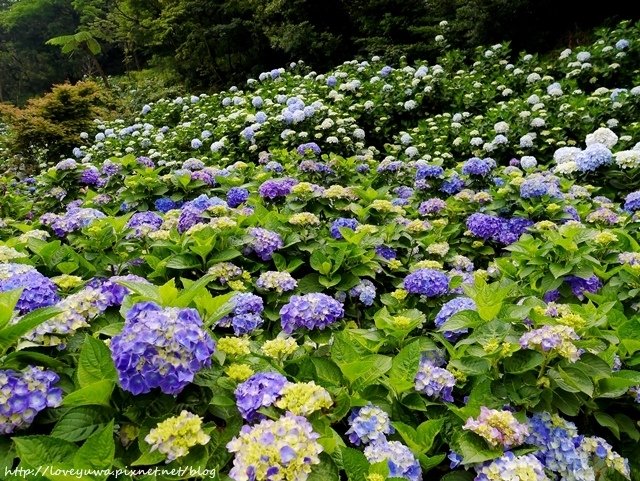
[
  {"x1": 73, "y1": 421, "x2": 115, "y2": 470},
  {"x1": 340, "y1": 447, "x2": 369, "y2": 481},
  {"x1": 166, "y1": 254, "x2": 200, "y2": 270},
  {"x1": 116, "y1": 280, "x2": 160, "y2": 303},
  {"x1": 416, "y1": 418, "x2": 445, "y2": 453},
  {"x1": 594, "y1": 412, "x2": 620, "y2": 440},
  {"x1": 13, "y1": 436, "x2": 77, "y2": 467},
  {"x1": 0, "y1": 288, "x2": 23, "y2": 329},
  {"x1": 388, "y1": 338, "x2": 436, "y2": 394},
  {"x1": 297, "y1": 273, "x2": 324, "y2": 293},
  {"x1": 0, "y1": 306, "x2": 61, "y2": 353},
  {"x1": 308, "y1": 453, "x2": 339, "y2": 481},
  {"x1": 455, "y1": 432, "x2": 503, "y2": 465},
  {"x1": 158, "y1": 278, "x2": 179, "y2": 305},
  {"x1": 175, "y1": 275, "x2": 214, "y2": 307},
  {"x1": 63, "y1": 380, "x2": 114, "y2": 407},
  {"x1": 51, "y1": 407, "x2": 112, "y2": 442},
  {"x1": 77, "y1": 336, "x2": 117, "y2": 388},
  {"x1": 503, "y1": 350, "x2": 543, "y2": 374}
]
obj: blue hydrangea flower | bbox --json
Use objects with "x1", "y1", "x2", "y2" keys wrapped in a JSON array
[
  {"x1": 234, "y1": 372, "x2": 288, "y2": 421},
  {"x1": 434, "y1": 297, "x2": 477, "y2": 341},
  {"x1": 177, "y1": 195, "x2": 227, "y2": 233},
  {"x1": 415, "y1": 354, "x2": 456, "y2": 402},
  {"x1": 474, "y1": 452, "x2": 548, "y2": 481},
  {"x1": 126, "y1": 212, "x2": 163, "y2": 237},
  {"x1": 623, "y1": 191, "x2": 640, "y2": 212},
  {"x1": 575, "y1": 143, "x2": 612, "y2": 172},
  {"x1": 0, "y1": 366, "x2": 63, "y2": 434},
  {"x1": 217, "y1": 293, "x2": 264, "y2": 335},
  {"x1": 441, "y1": 174, "x2": 465, "y2": 194},
  {"x1": 564, "y1": 275, "x2": 602, "y2": 300},
  {"x1": 364, "y1": 440, "x2": 422, "y2": 481},
  {"x1": 110, "y1": 301, "x2": 215, "y2": 395},
  {"x1": 346, "y1": 404, "x2": 394, "y2": 445},
  {"x1": 462, "y1": 157, "x2": 494, "y2": 177},
  {"x1": 227, "y1": 187, "x2": 249, "y2": 208},
  {"x1": 416, "y1": 164, "x2": 444, "y2": 180},
  {"x1": 403, "y1": 269, "x2": 449, "y2": 297},
  {"x1": 520, "y1": 174, "x2": 561, "y2": 199},
  {"x1": 280, "y1": 293, "x2": 344, "y2": 334},
  {"x1": 330, "y1": 218, "x2": 359, "y2": 239},
  {"x1": 349, "y1": 280, "x2": 376, "y2": 306},
  {"x1": 87, "y1": 274, "x2": 149, "y2": 307},
  {"x1": 0, "y1": 264, "x2": 59, "y2": 314},
  {"x1": 375, "y1": 245, "x2": 397, "y2": 260},
  {"x1": 155, "y1": 198, "x2": 177, "y2": 213}
]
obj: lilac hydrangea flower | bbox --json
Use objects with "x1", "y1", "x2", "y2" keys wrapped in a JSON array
[
  {"x1": 110, "y1": 301, "x2": 215, "y2": 395},
  {"x1": 419, "y1": 198, "x2": 447, "y2": 215},
  {"x1": 403, "y1": 269, "x2": 449, "y2": 297},
  {"x1": 87, "y1": 274, "x2": 150, "y2": 307},
  {"x1": 280, "y1": 293, "x2": 344, "y2": 334},
  {"x1": 126, "y1": 212, "x2": 163, "y2": 237},
  {"x1": 234, "y1": 372, "x2": 288, "y2": 421},
  {"x1": 177, "y1": 195, "x2": 227, "y2": 233}
]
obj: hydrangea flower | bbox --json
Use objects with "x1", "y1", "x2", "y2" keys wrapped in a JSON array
[
  {"x1": 434, "y1": 297, "x2": 477, "y2": 341},
  {"x1": 274, "y1": 381, "x2": 332, "y2": 416},
  {"x1": 564, "y1": 275, "x2": 602, "y2": 299},
  {"x1": 575, "y1": 143, "x2": 612, "y2": 172},
  {"x1": 217, "y1": 293, "x2": 264, "y2": 335},
  {"x1": 364, "y1": 440, "x2": 422, "y2": 481},
  {"x1": 519, "y1": 325, "x2": 582, "y2": 362},
  {"x1": 0, "y1": 366, "x2": 63, "y2": 434},
  {"x1": 463, "y1": 407, "x2": 529, "y2": 448},
  {"x1": 234, "y1": 372, "x2": 288, "y2": 421},
  {"x1": 0, "y1": 263, "x2": 59, "y2": 314},
  {"x1": 462, "y1": 157, "x2": 494, "y2": 176},
  {"x1": 227, "y1": 187, "x2": 249, "y2": 208},
  {"x1": 474, "y1": 452, "x2": 548, "y2": 481},
  {"x1": 110, "y1": 301, "x2": 215, "y2": 395},
  {"x1": 419, "y1": 198, "x2": 447, "y2": 215},
  {"x1": 346, "y1": 404, "x2": 394, "y2": 445},
  {"x1": 349, "y1": 279, "x2": 376, "y2": 306},
  {"x1": 177, "y1": 195, "x2": 227, "y2": 233},
  {"x1": 415, "y1": 355, "x2": 456, "y2": 402},
  {"x1": 41, "y1": 207, "x2": 106, "y2": 236},
  {"x1": 256, "y1": 271, "x2": 297, "y2": 293},
  {"x1": 259, "y1": 178, "x2": 298, "y2": 199},
  {"x1": 145, "y1": 411, "x2": 210, "y2": 462},
  {"x1": 280, "y1": 293, "x2": 344, "y2": 334},
  {"x1": 330, "y1": 218, "x2": 359, "y2": 239},
  {"x1": 623, "y1": 191, "x2": 640, "y2": 212},
  {"x1": 87, "y1": 274, "x2": 149, "y2": 307},
  {"x1": 126, "y1": 211, "x2": 163, "y2": 237},
  {"x1": 227, "y1": 412, "x2": 322, "y2": 481},
  {"x1": 403, "y1": 269, "x2": 449, "y2": 297},
  {"x1": 247, "y1": 228, "x2": 283, "y2": 261}
]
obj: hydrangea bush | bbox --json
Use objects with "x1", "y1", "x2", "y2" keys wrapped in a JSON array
[{"x1": 0, "y1": 19, "x2": 639, "y2": 481}]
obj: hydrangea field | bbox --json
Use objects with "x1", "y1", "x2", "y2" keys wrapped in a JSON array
[{"x1": 2, "y1": 19, "x2": 640, "y2": 481}]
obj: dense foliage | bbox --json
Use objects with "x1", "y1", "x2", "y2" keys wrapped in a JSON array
[
  {"x1": 1, "y1": 18, "x2": 640, "y2": 481},
  {"x1": 1, "y1": 0, "x2": 639, "y2": 103}
]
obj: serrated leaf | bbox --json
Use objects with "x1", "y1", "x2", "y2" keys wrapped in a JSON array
[
  {"x1": 51, "y1": 407, "x2": 112, "y2": 442},
  {"x1": 77, "y1": 336, "x2": 117, "y2": 388},
  {"x1": 63, "y1": 380, "x2": 114, "y2": 407},
  {"x1": 74, "y1": 420, "x2": 115, "y2": 470}
]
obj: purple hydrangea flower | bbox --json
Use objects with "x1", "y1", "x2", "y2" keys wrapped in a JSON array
[
  {"x1": 0, "y1": 264, "x2": 59, "y2": 314},
  {"x1": 87, "y1": 274, "x2": 150, "y2": 307},
  {"x1": 137, "y1": 156, "x2": 155, "y2": 168},
  {"x1": 247, "y1": 228, "x2": 283, "y2": 261},
  {"x1": 403, "y1": 269, "x2": 449, "y2": 297},
  {"x1": 110, "y1": 301, "x2": 215, "y2": 395},
  {"x1": 41, "y1": 207, "x2": 106, "y2": 237},
  {"x1": 80, "y1": 166, "x2": 101, "y2": 186},
  {"x1": 564, "y1": 275, "x2": 602, "y2": 299},
  {"x1": 280, "y1": 293, "x2": 344, "y2": 334},
  {"x1": 419, "y1": 198, "x2": 447, "y2": 215},
  {"x1": 177, "y1": 195, "x2": 227, "y2": 233},
  {"x1": 297, "y1": 142, "x2": 321, "y2": 156},
  {"x1": 416, "y1": 164, "x2": 444, "y2": 180},
  {"x1": 258, "y1": 178, "x2": 298, "y2": 199},
  {"x1": 234, "y1": 372, "x2": 288, "y2": 421},
  {"x1": 0, "y1": 367, "x2": 63, "y2": 434},
  {"x1": 375, "y1": 245, "x2": 397, "y2": 260},
  {"x1": 623, "y1": 191, "x2": 640, "y2": 212}
]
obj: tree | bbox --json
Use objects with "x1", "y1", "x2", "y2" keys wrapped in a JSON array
[{"x1": 47, "y1": 31, "x2": 110, "y2": 88}]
